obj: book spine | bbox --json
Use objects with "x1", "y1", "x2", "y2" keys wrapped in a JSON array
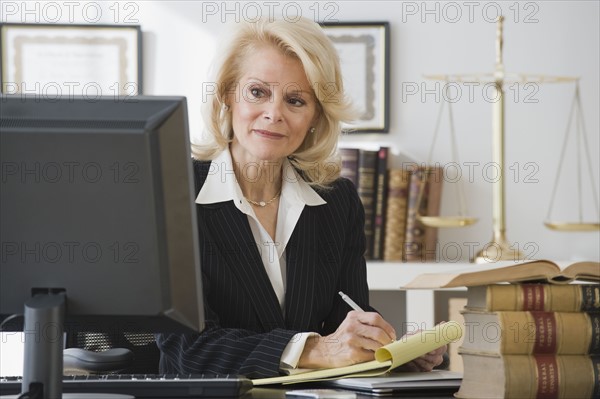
[
  {"x1": 371, "y1": 147, "x2": 389, "y2": 260},
  {"x1": 383, "y1": 169, "x2": 411, "y2": 261},
  {"x1": 580, "y1": 285, "x2": 600, "y2": 312},
  {"x1": 357, "y1": 150, "x2": 377, "y2": 260},
  {"x1": 458, "y1": 353, "x2": 600, "y2": 399},
  {"x1": 462, "y1": 311, "x2": 600, "y2": 355},
  {"x1": 423, "y1": 166, "x2": 443, "y2": 261},
  {"x1": 403, "y1": 168, "x2": 423, "y2": 261},
  {"x1": 506, "y1": 355, "x2": 600, "y2": 399},
  {"x1": 485, "y1": 284, "x2": 600, "y2": 312},
  {"x1": 404, "y1": 166, "x2": 443, "y2": 261},
  {"x1": 339, "y1": 148, "x2": 359, "y2": 187}
]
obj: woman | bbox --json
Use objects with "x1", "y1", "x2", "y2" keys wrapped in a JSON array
[{"x1": 156, "y1": 17, "x2": 445, "y2": 378}]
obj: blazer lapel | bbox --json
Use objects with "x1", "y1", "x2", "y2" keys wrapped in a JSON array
[
  {"x1": 284, "y1": 207, "x2": 321, "y2": 331},
  {"x1": 199, "y1": 202, "x2": 285, "y2": 330}
]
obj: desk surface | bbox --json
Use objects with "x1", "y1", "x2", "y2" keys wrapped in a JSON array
[
  {"x1": 125, "y1": 384, "x2": 458, "y2": 399},
  {"x1": 0, "y1": 379, "x2": 458, "y2": 399},
  {"x1": 128, "y1": 386, "x2": 457, "y2": 398}
]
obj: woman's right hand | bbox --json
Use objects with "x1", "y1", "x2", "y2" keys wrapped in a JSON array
[{"x1": 298, "y1": 310, "x2": 396, "y2": 368}]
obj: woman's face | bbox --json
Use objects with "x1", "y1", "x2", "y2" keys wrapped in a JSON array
[{"x1": 228, "y1": 45, "x2": 318, "y2": 164}]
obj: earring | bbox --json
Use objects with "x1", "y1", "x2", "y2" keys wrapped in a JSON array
[
  {"x1": 219, "y1": 104, "x2": 229, "y2": 119},
  {"x1": 309, "y1": 127, "x2": 316, "y2": 134}
]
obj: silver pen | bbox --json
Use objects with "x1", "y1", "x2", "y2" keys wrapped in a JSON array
[
  {"x1": 338, "y1": 291, "x2": 365, "y2": 312},
  {"x1": 339, "y1": 291, "x2": 397, "y2": 342}
]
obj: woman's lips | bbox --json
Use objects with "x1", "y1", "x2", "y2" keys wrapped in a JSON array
[{"x1": 253, "y1": 129, "x2": 285, "y2": 139}]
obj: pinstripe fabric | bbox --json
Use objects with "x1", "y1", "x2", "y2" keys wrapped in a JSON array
[{"x1": 155, "y1": 160, "x2": 371, "y2": 378}]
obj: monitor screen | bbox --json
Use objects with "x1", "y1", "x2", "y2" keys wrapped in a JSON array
[{"x1": 0, "y1": 94, "x2": 204, "y2": 383}]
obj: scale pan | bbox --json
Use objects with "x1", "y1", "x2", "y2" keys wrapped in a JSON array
[
  {"x1": 544, "y1": 221, "x2": 600, "y2": 232},
  {"x1": 418, "y1": 215, "x2": 478, "y2": 228}
]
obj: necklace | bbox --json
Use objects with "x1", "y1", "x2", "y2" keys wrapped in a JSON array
[{"x1": 245, "y1": 191, "x2": 281, "y2": 207}]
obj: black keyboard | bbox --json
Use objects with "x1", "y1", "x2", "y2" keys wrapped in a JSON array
[{"x1": 0, "y1": 374, "x2": 253, "y2": 398}]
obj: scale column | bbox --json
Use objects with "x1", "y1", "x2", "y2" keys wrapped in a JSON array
[{"x1": 475, "y1": 16, "x2": 524, "y2": 263}]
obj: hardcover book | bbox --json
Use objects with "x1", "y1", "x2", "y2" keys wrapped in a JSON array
[
  {"x1": 456, "y1": 352, "x2": 600, "y2": 399},
  {"x1": 339, "y1": 147, "x2": 359, "y2": 187},
  {"x1": 403, "y1": 259, "x2": 600, "y2": 289},
  {"x1": 372, "y1": 147, "x2": 390, "y2": 260},
  {"x1": 460, "y1": 310, "x2": 600, "y2": 355},
  {"x1": 383, "y1": 169, "x2": 411, "y2": 261},
  {"x1": 404, "y1": 166, "x2": 443, "y2": 262},
  {"x1": 357, "y1": 150, "x2": 377, "y2": 259},
  {"x1": 464, "y1": 283, "x2": 600, "y2": 312}
]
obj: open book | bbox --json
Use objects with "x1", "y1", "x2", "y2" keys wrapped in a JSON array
[
  {"x1": 403, "y1": 259, "x2": 600, "y2": 289},
  {"x1": 252, "y1": 321, "x2": 462, "y2": 386}
]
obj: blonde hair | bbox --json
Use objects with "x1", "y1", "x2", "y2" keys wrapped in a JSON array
[{"x1": 193, "y1": 17, "x2": 354, "y2": 187}]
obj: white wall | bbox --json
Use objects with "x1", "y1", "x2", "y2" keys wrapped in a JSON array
[{"x1": 3, "y1": 1, "x2": 599, "y2": 262}]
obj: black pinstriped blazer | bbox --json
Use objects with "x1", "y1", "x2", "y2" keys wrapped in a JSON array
[{"x1": 155, "y1": 160, "x2": 371, "y2": 378}]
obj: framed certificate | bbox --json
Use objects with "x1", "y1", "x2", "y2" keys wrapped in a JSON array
[
  {"x1": 0, "y1": 23, "x2": 142, "y2": 97},
  {"x1": 322, "y1": 22, "x2": 390, "y2": 133}
]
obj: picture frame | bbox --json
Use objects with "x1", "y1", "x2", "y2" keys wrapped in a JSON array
[
  {"x1": 321, "y1": 21, "x2": 390, "y2": 133},
  {"x1": 0, "y1": 23, "x2": 142, "y2": 97}
]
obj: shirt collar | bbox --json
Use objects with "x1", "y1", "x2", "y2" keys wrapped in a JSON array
[
  {"x1": 280, "y1": 160, "x2": 326, "y2": 207},
  {"x1": 195, "y1": 148, "x2": 243, "y2": 205},
  {"x1": 195, "y1": 148, "x2": 326, "y2": 207}
]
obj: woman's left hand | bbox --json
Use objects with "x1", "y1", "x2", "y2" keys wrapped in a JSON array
[{"x1": 399, "y1": 344, "x2": 447, "y2": 372}]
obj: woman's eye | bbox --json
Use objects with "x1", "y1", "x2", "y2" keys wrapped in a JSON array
[
  {"x1": 288, "y1": 98, "x2": 306, "y2": 107},
  {"x1": 249, "y1": 87, "x2": 266, "y2": 98}
]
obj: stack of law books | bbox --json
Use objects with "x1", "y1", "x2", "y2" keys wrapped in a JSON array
[{"x1": 404, "y1": 259, "x2": 600, "y2": 398}]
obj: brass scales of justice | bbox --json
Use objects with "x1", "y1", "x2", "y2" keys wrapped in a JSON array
[{"x1": 415, "y1": 16, "x2": 599, "y2": 264}]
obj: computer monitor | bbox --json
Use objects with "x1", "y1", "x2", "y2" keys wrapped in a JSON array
[{"x1": 0, "y1": 94, "x2": 204, "y2": 397}]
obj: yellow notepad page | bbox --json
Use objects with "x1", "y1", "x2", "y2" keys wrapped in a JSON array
[{"x1": 253, "y1": 320, "x2": 463, "y2": 386}]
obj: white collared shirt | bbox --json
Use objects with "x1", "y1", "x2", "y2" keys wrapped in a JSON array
[{"x1": 195, "y1": 148, "x2": 326, "y2": 369}]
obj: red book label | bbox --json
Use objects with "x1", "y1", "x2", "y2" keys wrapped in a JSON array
[
  {"x1": 523, "y1": 284, "x2": 545, "y2": 311},
  {"x1": 534, "y1": 355, "x2": 559, "y2": 399},
  {"x1": 532, "y1": 311, "x2": 557, "y2": 354}
]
